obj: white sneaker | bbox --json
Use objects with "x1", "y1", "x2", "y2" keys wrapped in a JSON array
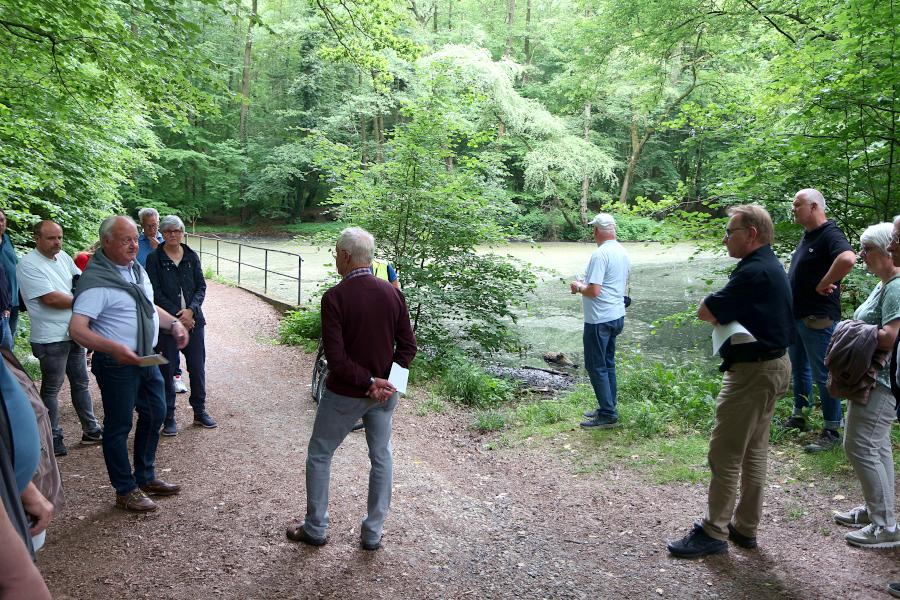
[
  {"x1": 173, "y1": 375, "x2": 188, "y2": 394},
  {"x1": 845, "y1": 523, "x2": 900, "y2": 549}
]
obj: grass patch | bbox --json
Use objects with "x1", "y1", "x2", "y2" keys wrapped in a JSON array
[
  {"x1": 438, "y1": 356, "x2": 517, "y2": 408},
  {"x1": 415, "y1": 396, "x2": 447, "y2": 416},
  {"x1": 472, "y1": 410, "x2": 505, "y2": 432},
  {"x1": 278, "y1": 307, "x2": 321, "y2": 352}
]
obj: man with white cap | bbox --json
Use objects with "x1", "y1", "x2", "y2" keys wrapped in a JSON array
[{"x1": 570, "y1": 213, "x2": 631, "y2": 428}]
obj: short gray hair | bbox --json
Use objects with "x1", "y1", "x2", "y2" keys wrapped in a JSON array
[
  {"x1": 860, "y1": 222, "x2": 893, "y2": 254},
  {"x1": 797, "y1": 188, "x2": 827, "y2": 213},
  {"x1": 138, "y1": 207, "x2": 160, "y2": 223},
  {"x1": 160, "y1": 215, "x2": 185, "y2": 232},
  {"x1": 99, "y1": 215, "x2": 137, "y2": 240},
  {"x1": 336, "y1": 227, "x2": 374, "y2": 265}
]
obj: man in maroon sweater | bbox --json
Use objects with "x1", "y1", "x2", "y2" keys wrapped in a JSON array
[{"x1": 287, "y1": 227, "x2": 416, "y2": 551}]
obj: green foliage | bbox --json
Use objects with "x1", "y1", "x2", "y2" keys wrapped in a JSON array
[
  {"x1": 472, "y1": 410, "x2": 506, "y2": 432},
  {"x1": 438, "y1": 357, "x2": 517, "y2": 408},
  {"x1": 12, "y1": 315, "x2": 41, "y2": 381},
  {"x1": 278, "y1": 307, "x2": 321, "y2": 351}
]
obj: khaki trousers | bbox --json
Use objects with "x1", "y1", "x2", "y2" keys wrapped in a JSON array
[{"x1": 702, "y1": 355, "x2": 790, "y2": 540}]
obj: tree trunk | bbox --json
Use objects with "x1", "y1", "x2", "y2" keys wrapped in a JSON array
[
  {"x1": 448, "y1": 0, "x2": 452, "y2": 29},
  {"x1": 521, "y1": 0, "x2": 531, "y2": 82},
  {"x1": 433, "y1": 1, "x2": 437, "y2": 33},
  {"x1": 504, "y1": 0, "x2": 516, "y2": 59},
  {"x1": 618, "y1": 116, "x2": 651, "y2": 205},
  {"x1": 375, "y1": 111, "x2": 384, "y2": 163},
  {"x1": 239, "y1": 0, "x2": 257, "y2": 145},
  {"x1": 580, "y1": 101, "x2": 591, "y2": 224},
  {"x1": 360, "y1": 113, "x2": 368, "y2": 168}
]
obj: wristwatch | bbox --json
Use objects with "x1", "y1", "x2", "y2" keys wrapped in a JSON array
[{"x1": 369, "y1": 376, "x2": 375, "y2": 387}]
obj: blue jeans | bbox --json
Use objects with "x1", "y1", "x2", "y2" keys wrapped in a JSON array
[
  {"x1": 156, "y1": 325, "x2": 207, "y2": 419},
  {"x1": 304, "y1": 387, "x2": 398, "y2": 545},
  {"x1": 788, "y1": 319, "x2": 842, "y2": 429},
  {"x1": 30, "y1": 340, "x2": 99, "y2": 438},
  {"x1": 91, "y1": 352, "x2": 166, "y2": 495},
  {"x1": 0, "y1": 316, "x2": 12, "y2": 351},
  {"x1": 8, "y1": 307, "x2": 19, "y2": 340},
  {"x1": 583, "y1": 317, "x2": 625, "y2": 420}
]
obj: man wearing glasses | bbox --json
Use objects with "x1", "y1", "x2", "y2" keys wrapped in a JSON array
[
  {"x1": 785, "y1": 189, "x2": 855, "y2": 452},
  {"x1": 668, "y1": 204, "x2": 793, "y2": 558}
]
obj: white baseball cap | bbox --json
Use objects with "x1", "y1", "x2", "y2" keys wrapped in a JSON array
[{"x1": 587, "y1": 213, "x2": 616, "y2": 229}]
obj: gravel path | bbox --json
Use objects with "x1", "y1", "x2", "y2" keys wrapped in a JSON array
[{"x1": 37, "y1": 282, "x2": 899, "y2": 599}]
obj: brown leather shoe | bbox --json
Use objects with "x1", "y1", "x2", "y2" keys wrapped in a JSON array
[
  {"x1": 116, "y1": 489, "x2": 157, "y2": 512},
  {"x1": 139, "y1": 479, "x2": 182, "y2": 496}
]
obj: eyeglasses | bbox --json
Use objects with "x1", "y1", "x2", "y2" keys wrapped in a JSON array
[
  {"x1": 859, "y1": 244, "x2": 877, "y2": 257},
  {"x1": 724, "y1": 227, "x2": 748, "y2": 240},
  {"x1": 116, "y1": 237, "x2": 138, "y2": 247},
  {"x1": 890, "y1": 234, "x2": 900, "y2": 245},
  {"x1": 161, "y1": 229, "x2": 183, "y2": 235}
]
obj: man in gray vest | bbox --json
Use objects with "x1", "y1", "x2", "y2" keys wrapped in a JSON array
[{"x1": 69, "y1": 216, "x2": 188, "y2": 513}]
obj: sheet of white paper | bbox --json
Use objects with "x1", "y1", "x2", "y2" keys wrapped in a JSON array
[
  {"x1": 138, "y1": 353, "x2": 169, "y2": 367},
  {"x1": 711, "y1": 322, "x2": 756, "y2": 356},
  {"x1": 388, "y1": 362, "x2": 409, "y2": 394}
]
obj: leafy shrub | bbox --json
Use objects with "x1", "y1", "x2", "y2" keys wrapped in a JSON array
[
  {"x1": 279, "y1": 307, "x2": 321, "y2": 351},
  {"x1": 438, "y1": 356, "x2": 517, "y2": 408}
]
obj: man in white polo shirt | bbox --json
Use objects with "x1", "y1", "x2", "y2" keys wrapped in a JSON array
[
  {"x1": 569, "y1": 213, "x2": 631, "y2": 429},
  {"x1": 17, "y1": 220, "x2": 101, "y2": 458}
]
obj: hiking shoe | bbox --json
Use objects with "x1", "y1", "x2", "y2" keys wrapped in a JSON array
[
  {"x1": 781, "y1": 415, "x2": 807, "y2": 431},
  {"x1": 161, "y1": 418, "x2": 178, "y2": 437},
  {"x1": 53, "y1": 435, "x2": 68, "y2": 457},
  {"x1": 833, "y1": 505, "x2": 870, "y2": 527},
  {"x1": 193, "y1": 411, "x2": 217, "y2": 429},
  {"x1": 80, "y1": 429, "x2": 103, "y2": 445},
  {"x1": 727, "y1": 523, "x2": 758, "y2": 549},
  {"x1": 888, "y1": 582, "x2": 900, "y2": 598},
  {"x1": 804, "y1": 428, "x2": 840, "y2": 453},
  {"x1": 583, "y1": 408, "x2": 600, "y2": 418},
  {"x1": 580, "y1": 415, "x2": 619, "y2": 429},
  {"x1": 361, "y1": 536, "x2": 383, "y2": 551},
  {"x1": 173, "y1": 375, "x2": 188, "y2": 394},
  {"x1": 286, "y1": 524, "x2": 327, "y2": 546},
  {"x1": 667, "y1": 523, "x2": 728, "y2": 558},
  {"x1": 115, "y1": 489, "x2": 157, "y2": 513},
  {"x1": 844, "y1": 523, "x2": 900, "y2": 549}
]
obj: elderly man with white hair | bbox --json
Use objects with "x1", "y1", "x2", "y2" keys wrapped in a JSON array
[
  {"x1": 287, "y1": 227, "x2": 416, "y2": 551},
  {"x1": 785, "y1": 188, "x2": 855, "y2": 453},
  {"x1": 570, "y1": 213, "x2": 631, "y2": 429}
]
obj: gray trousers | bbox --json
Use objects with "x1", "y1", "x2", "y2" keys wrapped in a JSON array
[
  {"x1": 31, "y1": 340, "x2": 99, "y2": 438},
  {"x1": 303, "y1": 386, "x2": 398, "y2": 545},
  {"x1": 845, "y1": 384, "x2": 897, "y2": 528}
]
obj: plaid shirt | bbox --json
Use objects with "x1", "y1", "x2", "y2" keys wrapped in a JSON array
[{"x1": 343, "y1": 267, "x2": 373, "y2": 281}]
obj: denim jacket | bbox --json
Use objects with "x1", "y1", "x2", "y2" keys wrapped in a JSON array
[{"x1": 145, "y1": 244, "x2": 206, "y2": 327}]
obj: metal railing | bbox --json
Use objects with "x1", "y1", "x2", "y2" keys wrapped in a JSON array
[{"x1": 185, "y1": 233, "x2": 303, "y2": 306}]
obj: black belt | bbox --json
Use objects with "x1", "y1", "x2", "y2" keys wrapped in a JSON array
[{"x1": 719, "y1": 348, "x2": 786, "y2": 373}]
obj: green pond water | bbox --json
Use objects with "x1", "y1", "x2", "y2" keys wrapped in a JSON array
[{"x1": 187, "y1": 236, "x2": 728, "y2": 368}]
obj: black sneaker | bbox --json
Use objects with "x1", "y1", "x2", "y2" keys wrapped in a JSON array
[
  {"x1": 667, "y1": 523, "x2": 728, "y2": 558},
  {"x1": 193, "y1": 411, "x2": 217, "y2": 429},
  {"x1": 580, "y1": 415, "x2": 619, "y2": 429},
  {"x1": 727, "y1": 523, "x2": 758, "y2": 549},
  {"x1": 53, "y1": 436, "x2": 68, "y2": 457},
  {"x1": 81, "y1": 429, "x2": 103, "y2": 445},
  {"x1": 887, "y1": 582, "x2": 900, "y2": 598},
  {"x1": 361, "y1": 536, "x2": 383, "y2": 551},
  {"x1": 582, "y1": 408, "x2": 600, "y2": 418},
  {"x1": 161, "y1": 418, "x2": 178, "y2": 437},
  {"x1": 781, "y1": 415, "x2": 807, "y2": 431},
  {"x1": 803, "y1": 428, "x2": 840, "y2": 453}
]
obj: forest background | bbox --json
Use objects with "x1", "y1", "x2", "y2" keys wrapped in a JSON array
[{"x1": 1, "y1": 0, "x2": 898, "y2": 354}]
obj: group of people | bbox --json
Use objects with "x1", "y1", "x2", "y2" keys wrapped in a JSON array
[
  {"x1": 570, "y1": 190, "x2": 899, "y2": 595},
  {"x1": 0, "y1": 210, "x2": 217, "y2": 596}
]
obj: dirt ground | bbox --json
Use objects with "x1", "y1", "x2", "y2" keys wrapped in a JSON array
[{"x1": 38, "y1": 282, "x2": 899, "y2": 599}]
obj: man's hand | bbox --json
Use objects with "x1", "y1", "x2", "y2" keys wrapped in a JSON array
[
  {"x1": 171, "y1": 321, "x2": 189, "y2": 350},
  {"x1": 110, "y1": 344, "x2": 142, "y2": 366},
  {"x1": 21, "y1": 483, "x2": 53, "y2": 535},
  {"x1": 366, "y1": 377, "x2": 396, "y2": 403},
  {"x1": 148, "y1": 237, "x2": 159, "y2": 250},
  {"x1": 176, "y1": 308, "x2": 195, "y2": 330},
  {"x1": 569, "y1": 281, "x2": 582, "y2": 295},
  {"x1": 815, "y1": 280, "x2": 837, "y2": 296}
]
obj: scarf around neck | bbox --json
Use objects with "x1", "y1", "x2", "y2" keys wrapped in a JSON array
[{"x1": 73, "y1": 248, "x2": 156, "y2": 356}]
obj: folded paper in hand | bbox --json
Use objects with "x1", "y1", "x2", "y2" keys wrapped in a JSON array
[
  {"x1": 388, "y1": 362, "x2": 409, "y2": 394},
  {"x1": 712, "y1": 322, "x2": 756, "y2": 356},
  {"x1": 138, "y1": 353, "x2": 169, "y2": 367}
]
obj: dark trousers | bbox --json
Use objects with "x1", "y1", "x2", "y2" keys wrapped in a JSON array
[
  {"x1": 156, "y1": 324, "x2": 207, "y2": 419},
  {"x1": 91, "y1": 352, "x2": 166, "y2": 495}
]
